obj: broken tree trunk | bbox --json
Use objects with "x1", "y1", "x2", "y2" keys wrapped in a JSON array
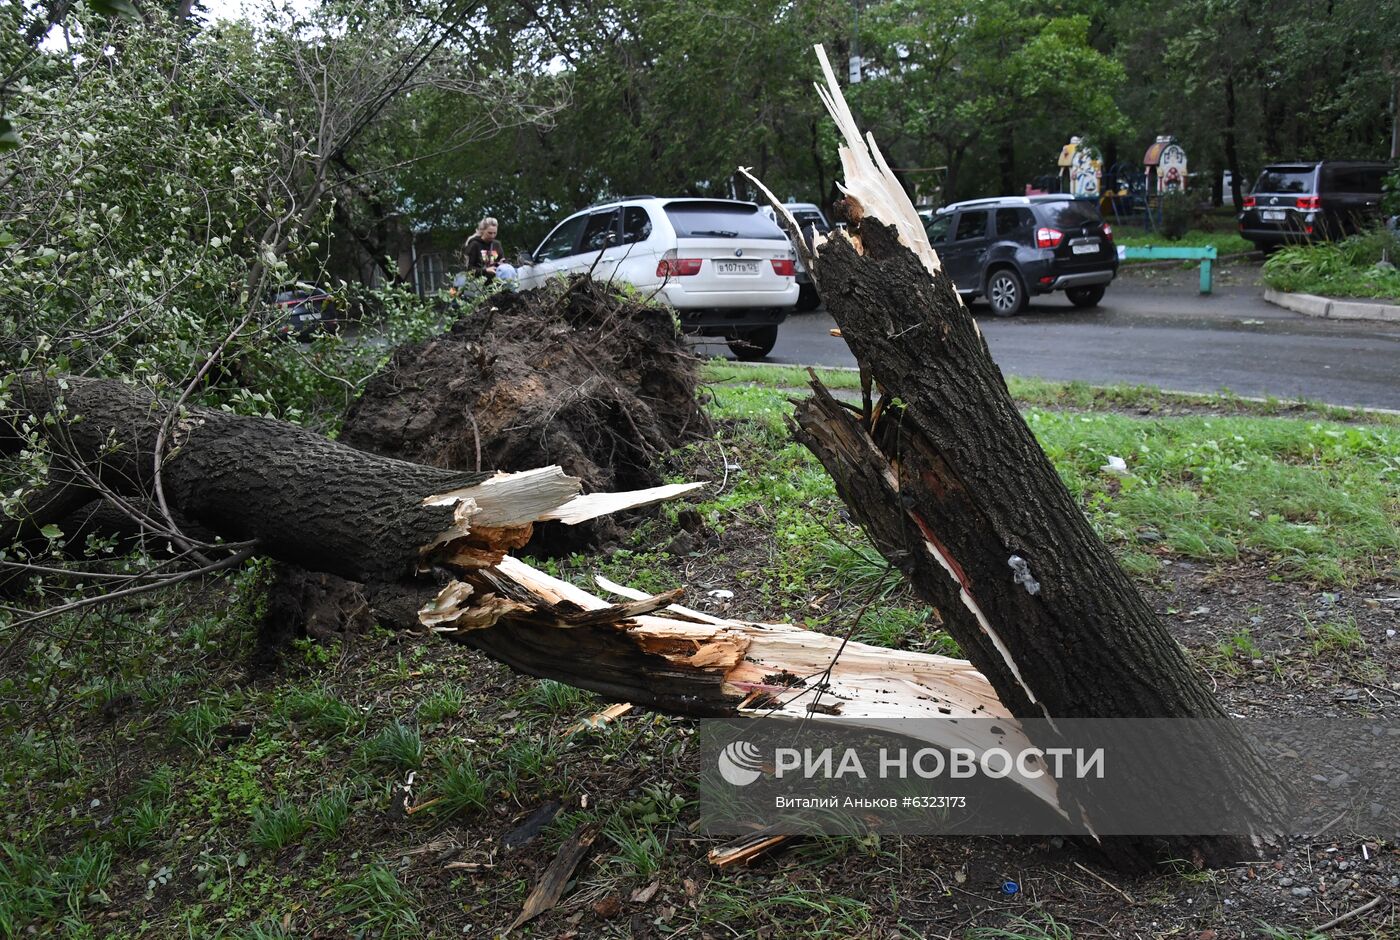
[
  {"x1": 4, "y1": 372, "x2": 1066, "y2": 816},
  {"x1": 764, "y1": 46, "x2": 1289, "y2": 870}
]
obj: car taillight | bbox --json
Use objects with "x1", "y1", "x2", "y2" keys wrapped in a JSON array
[
  {"x1": 656, "y1": 258, "x2": 702, "y2": 277},
  {"x1": 1035, "y1": 227, "x2": 1063, "y2": 249},
  {"x1": 770, "y1": 259, "x2": 795, "y2": 276},
  {"x1": 1101, "y1": 223, "x2": 1113, "y2": 241},
  {"x1": 1243, "y1": 196, "x2": 1256, "y2": 209},
  {"x1": 1296, "y1": 195, "x2": 1321, "y2": 210}
]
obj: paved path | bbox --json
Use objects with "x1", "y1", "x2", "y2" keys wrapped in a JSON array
[{"x1": 692, "y1": 264, "x2": 1400, "y2": 410}]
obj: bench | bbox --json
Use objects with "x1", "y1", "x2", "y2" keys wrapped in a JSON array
[{"x1": 1116, "y1": 245, "x2": 1218, "y2": 294}]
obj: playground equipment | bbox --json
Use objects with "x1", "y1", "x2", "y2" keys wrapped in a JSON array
[{"x1": 1056, "y1": 135, "x2": 1102, "y2": 197}]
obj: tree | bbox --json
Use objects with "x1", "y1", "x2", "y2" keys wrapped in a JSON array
[
  {"x1": 1109, "y1": 0, "x2": 1399, "y2": 205},
  {"x1": 855, "y1": 0, "x2": 1129, "y2": 200}
]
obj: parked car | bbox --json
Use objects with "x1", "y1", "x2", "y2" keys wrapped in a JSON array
[
  {"x1": 269, "y1": 285, "x2": 339, "y2": 340},
  {"x1": 760, "y1": 201, "x2": 830, "y2": 311},
  {"x1": 517, "y1": 197, "x2": 797, "y2": 360},
  {"x1": 1238, "y1": 160, "x2": 1391, "y2": 250},
  {"x1": 923, "y1": 195, "x2": 1118, "y2": 316}
]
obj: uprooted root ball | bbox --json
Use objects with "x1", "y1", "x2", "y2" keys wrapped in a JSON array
[{"x1": 340, "y1": 277, "x2": 711, "y2": 553}]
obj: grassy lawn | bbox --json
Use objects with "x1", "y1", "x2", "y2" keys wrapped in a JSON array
[{"x1": 1, "y1": 369, "x2": 1396, "y2": 937}]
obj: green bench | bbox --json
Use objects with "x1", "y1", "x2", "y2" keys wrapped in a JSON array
[{"x1": 1117, "y1": 244, "x2": 1219, "y2": 294}]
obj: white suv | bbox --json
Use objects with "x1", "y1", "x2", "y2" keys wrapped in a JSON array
[{"x1": 517, "y1": 197, "x2": 797, "y2": 360}]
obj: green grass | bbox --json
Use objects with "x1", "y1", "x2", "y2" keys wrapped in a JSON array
[
  {"x1": 698, "y1": 381, "x2": 1399, "y2": 585},
  {"x1": 0, "y1": 842, "x2": 113, "y2": 935},
  {"x1": 432, "y1": 752, "x2": 490, "y2": 818},
  {"x1": 249, "y1": 800, "x2": 309, "y2": 853},
  {"x1": 416, "y1": 685, "x2": 465, "y2": 724},
  {"x1": 361, "y1": 720, "x2": 424, "y2": 771},
  {"x1": 515, "y1": 677, "x2": 593, "y2": 715},
  {"x1": 1304, "y1": 614, "x2": 1366, "y2": 656},
  {"x1": 307, "y1": 787, "x2": 352, "y2": 841},
  {"x1": 333, "y1": 864, "x2": 420, "y2": 939},
  {"x1": 968, "y1": 914, "x2": 1076, "y2": 939},
  {"x1": 116, "y1": 799, "x2": 172, "y2": 851},
  {"x1": 1116, "y1": 228, "x2": 1254, "y2": 255},
  {"x1": 1262, "y1": 229, "x2": 1400, "y2": 299},
  {"x1": 699, "y1": 881, "x2": 874, "y2": 935},
  {"x1": 603, "y1": 818, "x2": 666, "y2": 877},
  {"x1": 1257, "y1": 925, "x2": 1327, "y2": 940},
  {"x1": 701, "y1": 361, "x2": 861, "y2": 391},
  {"x1": 274, "y1": 685, "x2": 363, "y2": 737},
  {"x1": 171, "y1": 698, "x2": 231, "y2": 751},
  {"x1": 1028, "y1": 408, "x2": 1399, "y2": 582}
]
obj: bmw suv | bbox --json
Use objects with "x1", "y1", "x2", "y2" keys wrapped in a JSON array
[
  {"x1": 924, "y1": 195, "x2": 1118, "y2": 316},
  {"x1": 518, "y1": 197, "x2": 798, "y2": 359}
]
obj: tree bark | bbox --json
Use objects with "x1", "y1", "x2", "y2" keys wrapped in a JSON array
[
  {"x1": 4, "y1": 375, "x2": 493, "y2": 583},
  {"x1": 1224, "y1": 74, "x2": 1245, "y2": 208},
  {"x1": 791, "y1": 219, "x2": 1290, "y2": 869}
]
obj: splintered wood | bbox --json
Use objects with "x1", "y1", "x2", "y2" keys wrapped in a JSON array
[{"x1": 414, "y1": 475, "x2": 1065, "y2": 821}]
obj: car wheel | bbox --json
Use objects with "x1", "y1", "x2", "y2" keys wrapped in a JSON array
[
  {"x1": 796, "y1": 283, "x2": 821, "y2": 312},
  {"x1": 1065, "y1": 284, "x2": 1106, "y2": 308},
  {"x1": 726, "y1": 325, "x2": 779, "y2": 361},
  {"x1": 986, "y1": 268, "x2": 1026, "y2": 317}
]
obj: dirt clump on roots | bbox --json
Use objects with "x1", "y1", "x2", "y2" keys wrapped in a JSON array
[{"x1": 340, "y1": 277, "x2": 711, "y2": 554}]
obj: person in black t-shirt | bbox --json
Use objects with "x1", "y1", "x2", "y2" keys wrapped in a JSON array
[{"x1": 463, "y1": 217, "x2": 503, "y2": 282}]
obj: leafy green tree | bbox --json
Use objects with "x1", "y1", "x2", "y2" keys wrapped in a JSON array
[
  {"x1": 855, "y1": 0, "x2": 1128, "y2": 201},
  {"x1": 1110, "y1": 0, "x2": 1398, "y2": 205}
]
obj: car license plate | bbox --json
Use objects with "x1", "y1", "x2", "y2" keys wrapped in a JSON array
[
  {"x1": 1262, "y1": 210, "x2": 1286, "y2": 221},
  {"x1": 1071, "y1": 242, "x2": 1098, "y2": 255},
  {"x1": 715, "y1": 260, "x2": 760, "y2": 275}
]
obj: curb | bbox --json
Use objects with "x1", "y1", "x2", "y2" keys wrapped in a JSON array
[{"x1": 1263, "y1": 288, "x2": 1400, "y2": 322}]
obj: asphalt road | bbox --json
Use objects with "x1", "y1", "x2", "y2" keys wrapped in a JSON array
[{"x1": 691, "y1": 264, "x2": 1400, "y2": 410}]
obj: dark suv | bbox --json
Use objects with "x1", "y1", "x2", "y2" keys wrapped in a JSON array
[
  {"x1": 1238, "y1": 161, "x2": 1390, "y2": 250},
  {"x1": 925, "y1": 196, "x2": 1118, "y2": 316},
  {"x1": 269, "y1": 286, "x2": 339, "y2": 341}
]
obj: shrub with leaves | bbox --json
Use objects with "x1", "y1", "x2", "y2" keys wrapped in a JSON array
[{"x1": 1262, "y1": 228, "x2": 1400, "y2": 299}]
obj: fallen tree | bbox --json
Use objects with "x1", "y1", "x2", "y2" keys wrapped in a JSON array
[{"x1": 0, "y1": 371, "x2": 1058, "y2": 810}]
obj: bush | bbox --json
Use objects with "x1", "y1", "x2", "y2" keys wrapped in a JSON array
[
  {"x1": 1157, "y1": 191, "x2": 1194, "y2": 239},
  {"x1": 1382, "y1": 165, "x2": 1400, "y2": 217},
  {"x1": 1261, "y1": 229, "x2": 1400, "y2": 299}
]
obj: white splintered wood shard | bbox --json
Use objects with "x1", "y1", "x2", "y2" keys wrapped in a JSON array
[
  {"x1": 418, "y1": 468, "x2": 707, "y2": 561},
  {"x1": 540, "y1": 482, "x2": 708, "y2": 524},
  {"x1": 811, "y1": 44, "x2": 941, "y2": 277}
]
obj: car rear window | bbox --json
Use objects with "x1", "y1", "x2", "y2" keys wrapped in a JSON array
[
  {"x1": 664, "y1": 201, "x2": 786, "y2": 239},
  {"x1": 791, "y1": 209, "x2": 830, "y2": 233},
  {"x1": 1036, "y1": 200, "x2": 1103, "y2": 228},
  {"x1": 1254, "y1": 167, "x2": 1316, "y2": 194}
]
